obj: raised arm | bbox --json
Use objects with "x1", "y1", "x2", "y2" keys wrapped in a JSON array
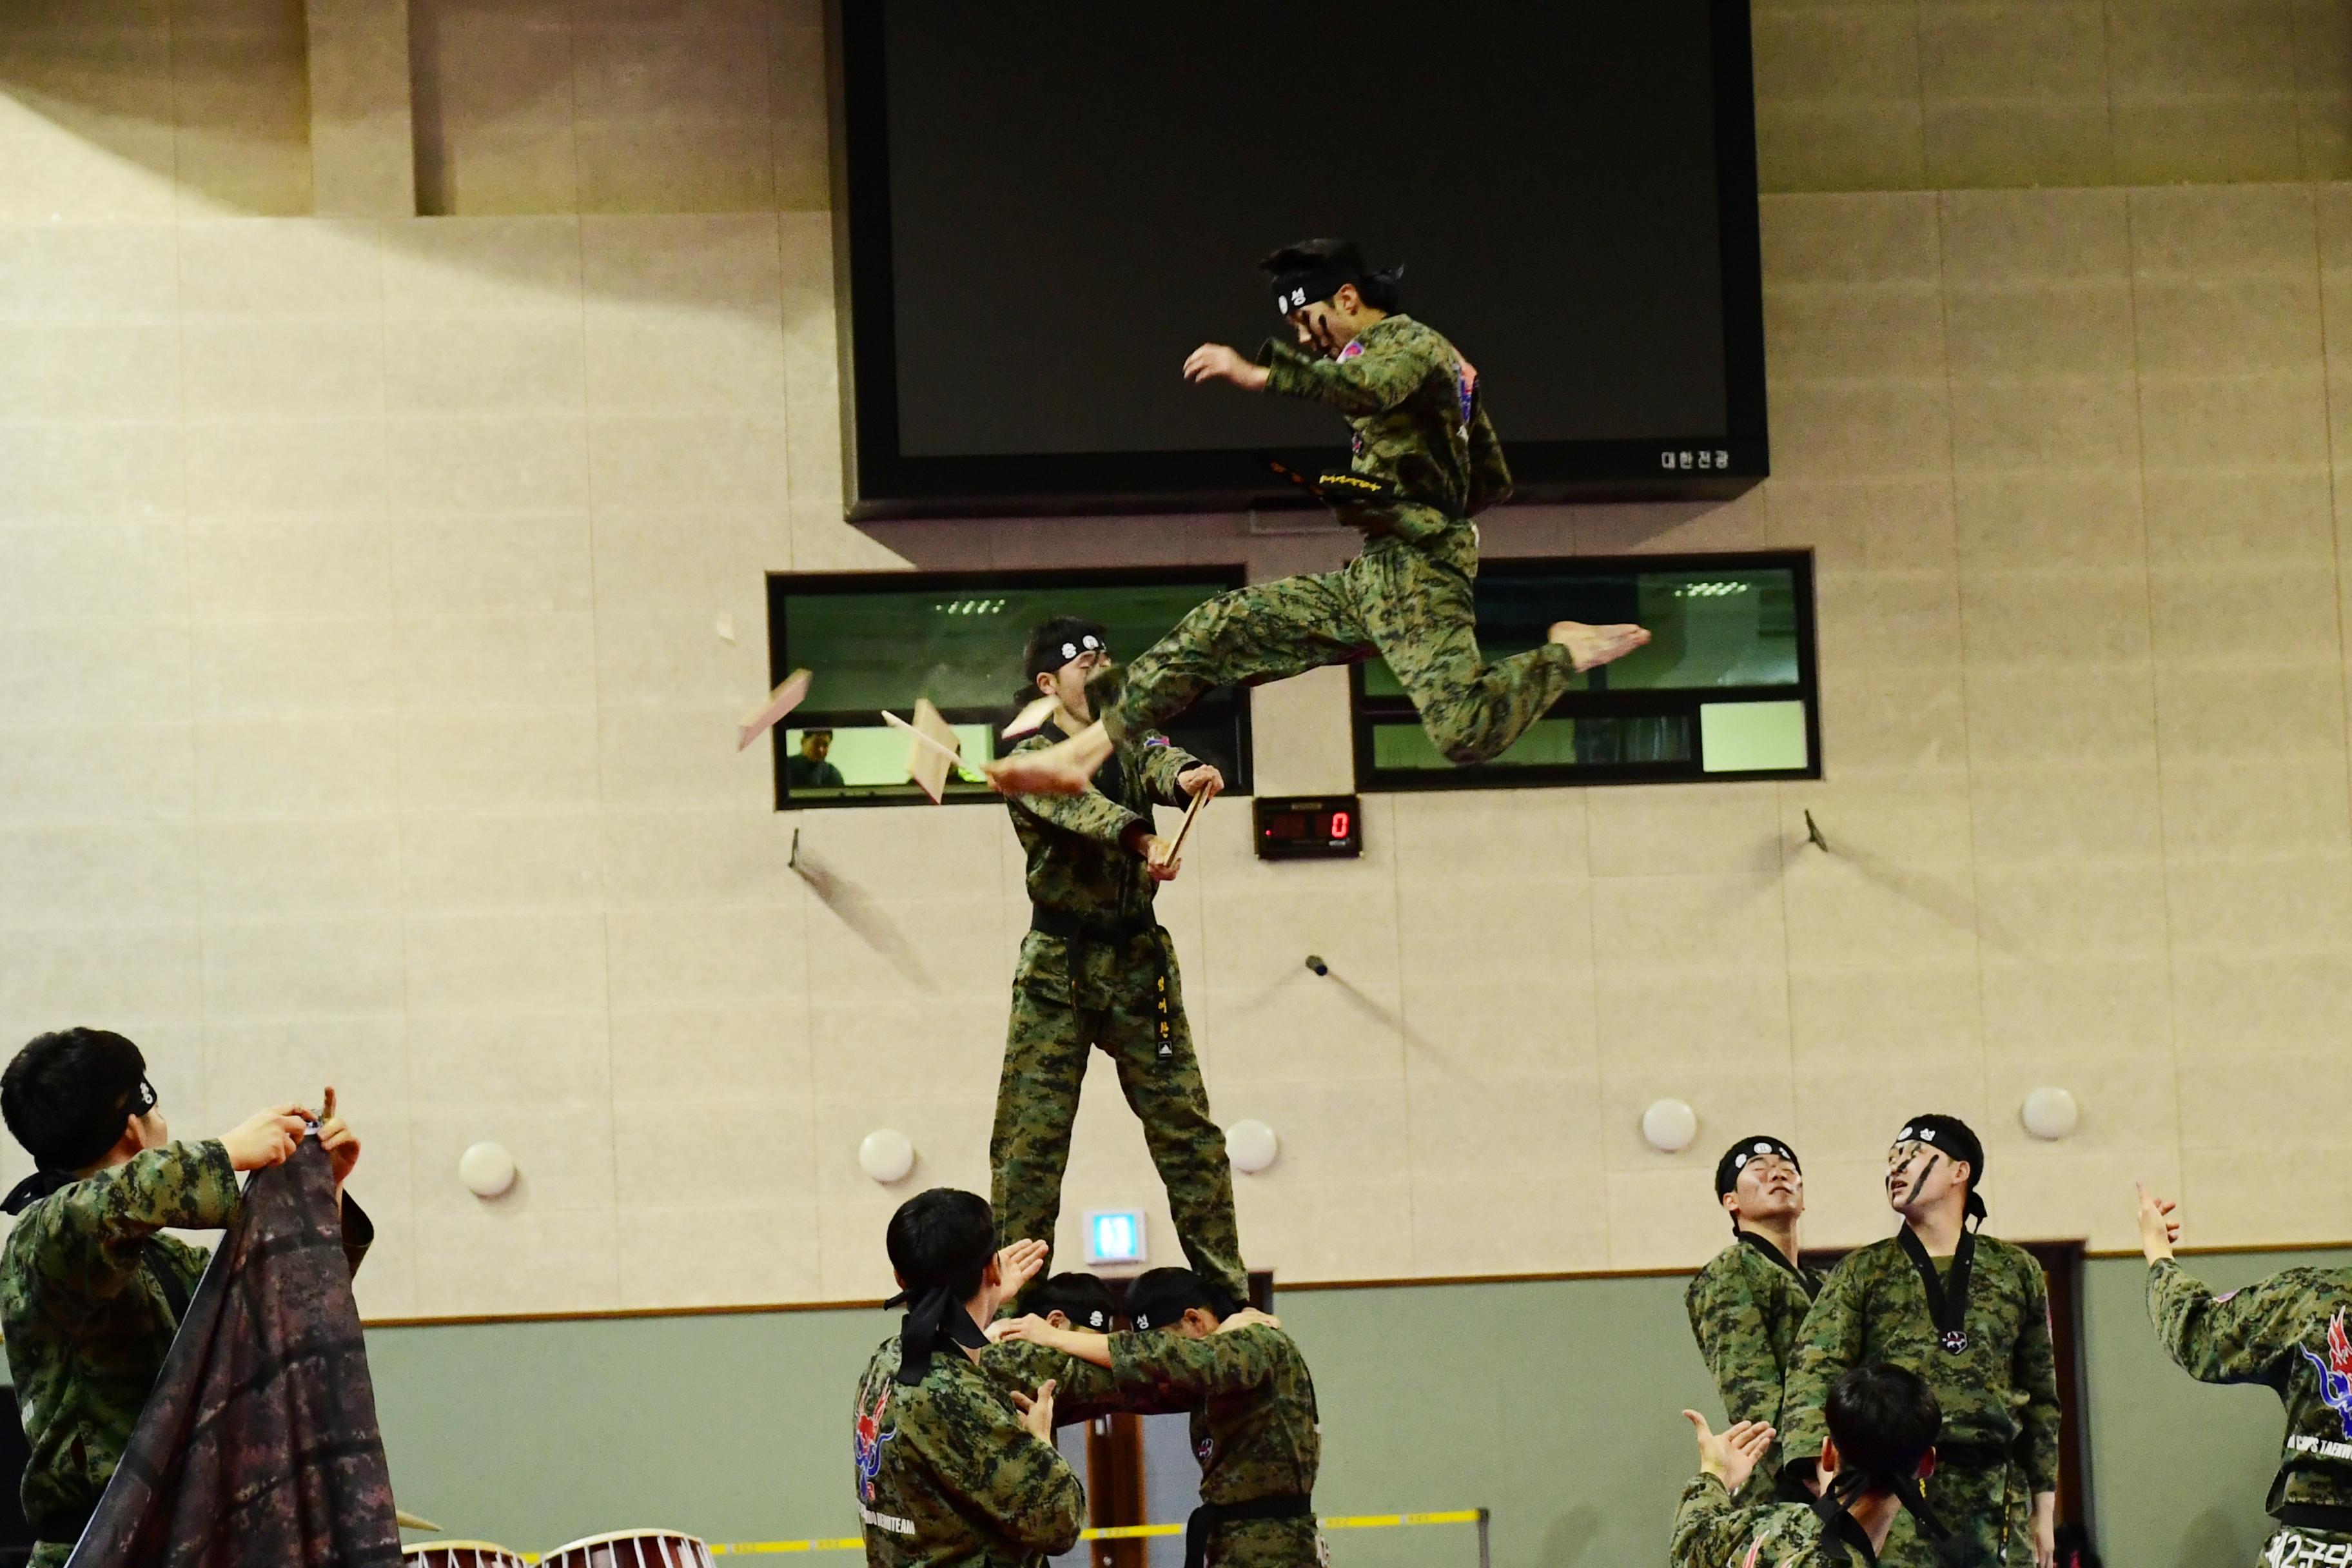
[
  {"x1": 32, "y1": 1140, "x2": 244, "y2": 1298},
  {"x1": 1136, "y1": 734, "x2": 1204, "y2": 807},
  {"x1": 1008, "y1": 733, "x2": 1147, "y2": 849},
  {"x1": 1667, "y1": 1475, "x2": 1761, "y2": 1568},
  {"x1": 2148, "y1": 1259, "x2": 2309, "y2": 1387},
  {"x1": 1255, "y1": 334, "x2": 1431, "y2": 416},
  {"x1": 1109, "y1": 1324, "x2": 1283, "y2": 1404}
]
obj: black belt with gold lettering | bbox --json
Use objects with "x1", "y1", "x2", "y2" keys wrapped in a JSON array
[
  {"x1": 1029, "y1": 908, "x2": 1177, "y2": 1054},
  {"x1": 1183, "y1": 1494, "x2": 1314, "y2": 1568}
]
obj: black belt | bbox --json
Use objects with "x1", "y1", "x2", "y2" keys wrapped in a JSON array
[
  {"x1": 1030, "y1": 909, "x2": 1177, "y2": 1055},
  {"x1": 1030, "y1": 908, "x2": 1159, "y2": 943},
  {"x1": 1183, "y1": 1494, "x2": 1314, "y2": 1568},
  {"x1": 2279, "y1": 1503, "x2": 2352, "y2": 1533}
]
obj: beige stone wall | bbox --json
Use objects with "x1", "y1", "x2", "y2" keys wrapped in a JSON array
[{"x1": 3, "y1": 4, "x2": 2351, "y2": 1318}]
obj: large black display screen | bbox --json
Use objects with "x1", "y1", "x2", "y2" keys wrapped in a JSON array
[{"x1": 829, "y1": 1, "x2": 1765, "y2": 517}]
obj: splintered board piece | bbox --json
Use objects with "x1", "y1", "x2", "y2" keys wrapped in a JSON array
[
  {"x1": 738, "y1": 669, "x2": 813, "y2": 752},
  {"x1": 395, "y1": 1512, "x2": 442, "y2": 1533},
  {"x1": 883, "y1": 701, "x2": 965, "y2": 803},
  {"x1": 1001, "y1": 694, "x2": 1057, "y2": 738},
  {"x1": 1166, "y1": 783, "x2": 1210, "y2": 861}
]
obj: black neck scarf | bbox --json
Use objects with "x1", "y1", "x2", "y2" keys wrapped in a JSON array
[
  {"x1": 885, "y1": 1284, "x2": 990, "y2": 1386},
  {"x1": 1, "y1": 1168, "x2": 75, "y2": 1215},
  {"x1": 1897, "y1": 1218, "x2": 1978, "y2": 1356},
  {"x1": 1738, "y1": 1230, "x2": 1819, "y2": 1300},
  {"x1": 1811, "y1": 1460, "x2": 1951, "y2": 1563}
]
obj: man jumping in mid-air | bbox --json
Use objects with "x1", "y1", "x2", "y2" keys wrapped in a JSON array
[{"x1": 986, "y1": 238, "x2": 1649, "y2": 797}]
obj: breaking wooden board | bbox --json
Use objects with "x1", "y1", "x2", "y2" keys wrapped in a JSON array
[
  {"x1": 1166, "y1": 783, "x2": 1211, "y2": 862},
  {"x1": 1001, "y1": 694, "x2": 1058, "y2": 739},
  {"x1": 883, "y1": 700, "x2": 964, "y2": 803},
  {"x1": 737, "y1": 669, "x2": 812, "y2": 751}
]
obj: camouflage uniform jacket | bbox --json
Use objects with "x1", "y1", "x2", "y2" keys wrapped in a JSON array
[
  {"x1": 1256, "y1": 313, "x2": 1511, "y2": 565},
  {"x1": 1106, "y1": 1325, "x2": 1320, "y2": 1505},
  {"x1": 1006, "y1": 721, "x2": 1197, "y2": 1011},
  {"x1": 1672, "y1": 1475, "x2": 1883, "y2": 1567},
  {"x1": 2148, "y1": 1257, "x2": 2352, "y2": 1514},
  {"x1": 854, "y1": 1335, "x2": 1084, "y2": 1568},
  {"x1": 1687, "y1": 1235, "x2": 1826, "y2": 1491},
  {"x1": 1781, "y1": 1234, "x2": 2060, "y2": 1494}
]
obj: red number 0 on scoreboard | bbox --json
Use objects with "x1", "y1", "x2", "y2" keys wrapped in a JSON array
[{"x1": 1329, "y1": 810, "x2": 1350, "y2": 841}]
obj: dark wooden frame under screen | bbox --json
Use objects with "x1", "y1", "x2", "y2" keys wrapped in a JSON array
[
  {"x1": 1349, "y1": 550, "x2": 1823, "y2": 792},
  {"x1": 823, "y1": 0, "x2": 1769, "y2": 519},
  {"x1": 766, "y1": 565, "x2": 1255, "y2": 810}
]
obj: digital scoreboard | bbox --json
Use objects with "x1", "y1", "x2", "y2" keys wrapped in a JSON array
[{"x1": 1252, "y1": 796, "x2": 1363, "y2": 861}]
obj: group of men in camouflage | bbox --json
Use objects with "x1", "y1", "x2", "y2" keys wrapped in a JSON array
[
  {"x1": 1676, "y1": 1119, "x2": 2352, "y2": 1568},
  {"x1": 854, "y1": 235, "x2": 1660, "y2": 1568},
  {"x1": 6, "y1": 237, "x2": 2349, "y2": 1568}
]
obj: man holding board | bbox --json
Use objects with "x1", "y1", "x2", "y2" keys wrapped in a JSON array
[{"x1": 990, "y1": 615, "x2": 1245, "y2": 1313}]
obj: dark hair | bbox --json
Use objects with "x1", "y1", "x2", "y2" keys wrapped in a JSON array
[
  {"x1": 1124, "y1": 1266, "x2": 1234, "y2": 1332},
  {"x1": 1, "y1": 1028, "x2": 148, "y2": 1171},
  {"x1": 1259, "y1": 237, "x2": 1404, "y2": 313},
  {"x1": 884, "y1": 1188, "x2": 997, "y2": 1302},
  {"x1": 1026, "y1": 1271, "x2": 1116, "y2": 1331},
  {"x1": 1824, "y1": 1364, "x2": 1941, "y2": 1489}
]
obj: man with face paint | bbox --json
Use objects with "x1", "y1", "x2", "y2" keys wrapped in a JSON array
[
  {"x1": 1781, "y1": 1116, "x2": 2061, "y2": 1568},
  {"x1": 2136, "y1": 1181, "x2": 2352, "y2": 1565},
  {"x1": 1674, "y1": 1363, "x2": 1947, "y2": 1567},
  {"x1": 1687, "y1": 1135, "x2": 1825, "y2": 1494},
  {"x1": 984, "y1": 239, "x2": 1650, "y2": 798},
  {"x1": 992, "y1": 616, "x2": 1246, "y2": 1315}
]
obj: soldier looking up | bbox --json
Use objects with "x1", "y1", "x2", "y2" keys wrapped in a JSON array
[
  {"x1": 0, "y1": 1027, "x2": 368, "y2": 1568},
  {"x1": 990, "y1": 615, "x2": 1245, "y2": 1313},
  {"x1": 851, "y1": 1190, "x2": 1081, "y2": 1568},
  {"x1": 1781, "y1": 1117, "x2": 2061, "y2": 1568},
  {"x1": 1687, "y1": 1135, "x2": 1824, "y2": 1495}
]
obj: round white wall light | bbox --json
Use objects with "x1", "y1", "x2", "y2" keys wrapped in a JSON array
[
  {"x1": 2021, "y1": 1086, "x2": 2079, "y2": 1142},
  {"x1": 859, "y1": 1128, "x2": 916, "y2": 1184},
  {"x1": 1642, "y1": 1098, "x2": 1698, "y2": 1154},
  {"x1": 458, "y1": 1141, "x2": 516, "y2": 1199},
  {"x1": 1225, "y1": 1119, "x2": 1280, "y2": 1175}
]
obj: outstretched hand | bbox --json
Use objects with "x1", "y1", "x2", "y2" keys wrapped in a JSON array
[
  {"x1": 995, "y1": 1239, "x2": 1050, "y2": 1302},
  {"x1": 1182, "y1": 344, "x2": 1268, "y2": 392},
  {"x1": 2137, "y1": 1182, "x2": 2180, "y2": 1262},
  {"x1": 1684, "y1": 1411, "x2": 1774, "y2": 1495}
]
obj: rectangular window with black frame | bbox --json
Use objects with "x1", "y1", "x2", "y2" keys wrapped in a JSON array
[
  {"x1": 767, "y1": 569, "x2": 1255, "y2": 809},
  {"x1": 1349, "y1": 551, "x2": 1819, "y2": 790}
]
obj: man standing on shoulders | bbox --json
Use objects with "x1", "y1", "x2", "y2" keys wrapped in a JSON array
[
  {"x1": 1688, "y1": 1135, "x2": 1824, "y2": 1496},
  {"x1": 1781, "y1": 1117, "x2": 2059, "y2": 1568}
]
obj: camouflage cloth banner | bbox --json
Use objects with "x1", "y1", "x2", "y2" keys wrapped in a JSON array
[{"x1": 67, "y1": 1139, "x2": 398, "y2": 1568}]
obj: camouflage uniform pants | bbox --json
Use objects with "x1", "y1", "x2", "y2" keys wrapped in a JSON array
[
  {"x1": 991, "y1": 929, "x2": 1246, "y2": 1307},
  {"x1": 1102, "y1": 534, "x2": 1578, "y2": 766},
  {"x1": 1879, "y1": 1460, "x2": 2030, "y2": 1568},
  {"x1": 2261, "y1": 1524, "x2": 2352, "y2": 1567}
]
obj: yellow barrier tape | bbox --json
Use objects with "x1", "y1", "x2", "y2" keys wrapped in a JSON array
[{"x1": 709, "y1": 1509, "x2": 1480, "y2": 1554}]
